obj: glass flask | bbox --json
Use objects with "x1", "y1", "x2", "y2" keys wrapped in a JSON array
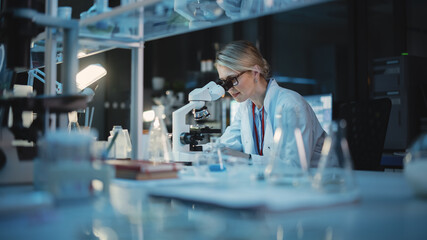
[
  {"x1": 312, "y1": 120, "x2": 357, "y2": 193},
  {"x1": 206, "y1": 137, "x2": 226, "y2": 172},
  {"x1": 264, "y1": 107, "x2": 311, "y2": 187},
  {"x1": 107, "y1": 125, "x2": 132, "y2": 159},
  {"x1": 147, "y1": 105, "x2": 173, "y2": 162},
  {"x1": 403, "y1": 133, "x2": 427, "y2": 198}
]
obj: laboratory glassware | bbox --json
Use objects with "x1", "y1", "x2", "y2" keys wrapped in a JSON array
[
  {"x1": 404, "y1": 133, "x2": 427, "y2": 198},
  {"x1": 34, "y1": 130, "x2": 111, "y2": 200},
  {"x1": 312, "y1": 120, "x2": 357, "y2": 193},
  {"x1": 147, "y1": 105, "x2": 173, "y2": 162},
  {"x1": 68, "y1": 111, "x2": 80, "y2": 132},
  {"x1": 264, "y1": 106, "x2": 311, "y2": 187},
  {"x1": 107, "y1": 125, "x2": 132, "y2": 159}
]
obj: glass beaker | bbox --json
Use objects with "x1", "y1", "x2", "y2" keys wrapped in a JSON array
[
  {"x1": 107, "y1": 125, "x2": 132, "y2": 159},
  {"x1": 312, "y1": 120, "x2": 357, "y2": 193},
  {"x1": 264, "y1": 106, "x2": 311, "y2": 187},
  {"x1": 34, "y1": 130, "x2": 111, "y2": 201},
  {"x1": 147, "y1": 105, "x2": 173, "y2": 162}
]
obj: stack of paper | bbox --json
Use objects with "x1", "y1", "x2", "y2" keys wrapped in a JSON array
[{"x1": 148, "y1": 183, "x2": 360, "y2": 212}]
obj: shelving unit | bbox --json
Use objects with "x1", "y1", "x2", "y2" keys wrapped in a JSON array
[{"x1": 34, "y1": 0, "x2": 334, "y2": 159}]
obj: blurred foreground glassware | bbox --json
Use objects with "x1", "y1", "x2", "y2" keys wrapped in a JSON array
[
  {"x1": 68, "y1": 111, "x2": 80, "y2": 132},
  {"x1": 404, "y1": 133, "x2": 427, "y2": 198},
  {"x1": 35, "y1": 130, "x2": 112, "y2": 201},
  {"x1": 194, "y1": 138, "x2": 254, "y2": 185},
  {"x1": 193, "y1": 137, "x2": 225, "y2": 176},
  {"x1": 107, "y1": 125, "x2": 132, "y2": 159},
  {"x1": 265, "y1": 107, "x2": 311, "y2": 187},
  {"x1": 147, "y1": 105, "x2": 174, "y2": 162},
  {"x1": 312, "y1": 120, "x2": 357, "y2": 193}
]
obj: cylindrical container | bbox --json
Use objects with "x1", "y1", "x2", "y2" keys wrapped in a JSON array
[
  {"x1": 34, "y1": 130, "x2": 98, "y2": 200},
  {"x1": 58, "y1": 6, "x2": 72, "y2": 19},
  {"x1": 108, "y1": 126, "x2": 132, "y2": 159}
]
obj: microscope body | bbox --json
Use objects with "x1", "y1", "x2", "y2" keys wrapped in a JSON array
[{"x1": 172, "y1": 81, "x2": 225, "y2": 161}]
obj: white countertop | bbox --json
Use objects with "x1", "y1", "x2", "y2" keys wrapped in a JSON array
[{"x1": 1, "y1": 170, "x2": 426, "y2": 240}]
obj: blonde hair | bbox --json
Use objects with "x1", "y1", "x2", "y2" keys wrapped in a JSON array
[{"x1": 215, "y1": 40, "x2": 270, "y2": 78}]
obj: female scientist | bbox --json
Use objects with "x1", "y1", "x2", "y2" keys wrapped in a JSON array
[{"x1": 215, "y1": 40, "x2": 326, "y2": 167}]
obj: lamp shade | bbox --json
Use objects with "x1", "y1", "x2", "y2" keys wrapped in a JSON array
[{"x1": 76, "y1": 64, "x2": 106, "y2": 91}]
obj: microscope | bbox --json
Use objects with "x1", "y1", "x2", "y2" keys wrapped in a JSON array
[{"x1": 172, "y1": 79, "x2": 234, "y2": 162}]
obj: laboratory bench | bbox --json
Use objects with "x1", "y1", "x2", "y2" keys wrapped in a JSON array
[{"x1": 1, "y1": 170, "x2": 427, "y2": 240}]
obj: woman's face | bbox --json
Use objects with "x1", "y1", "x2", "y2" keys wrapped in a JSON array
[{"x1": 217, "y1": 65, "x2": 255, "y2": 102}]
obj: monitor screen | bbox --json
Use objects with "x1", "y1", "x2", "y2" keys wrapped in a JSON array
[{"x1": 304, "y1": 93, "x2": 333, "y2": 134}]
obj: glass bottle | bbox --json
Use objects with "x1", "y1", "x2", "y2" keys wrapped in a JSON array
[
  {"x1": 107, "y1": 126, "x2": 132, "y2": 159},
  {"x1": 68, "y1": 111, "x2": 80, "y2": 132},
  {"x1": 264, "y1": 107, "x2": 311, "y2": 187},
  {"x1": 147, "y1": 105, "x2": 173, "y2": 162},
  {"x1": 312, "y1": 120, "x2": 357, "y2": 193}
]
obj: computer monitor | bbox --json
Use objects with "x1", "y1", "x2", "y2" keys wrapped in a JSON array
[{"x1": 304, "y1": 93, "x2": 333, "y2": 134}]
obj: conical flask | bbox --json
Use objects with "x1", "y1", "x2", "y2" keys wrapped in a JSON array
[
  {"x1": 147, "y1": 105, "x2": 173, "y2": 162},
  {"x1": 264, "y1": 106, "x2": 311, "y2": 186},
  {"x1": 312, "y1": 120, "x2": 357, "y2": 193}
]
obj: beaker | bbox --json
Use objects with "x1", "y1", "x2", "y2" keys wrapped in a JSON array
[
  {"x1": 107, "y1": 125, "x2": 132, "y2": 159},
  {"x1": 34, "y1": 130, "x2": 111, "y2": 201},
  {"x1": 147, "y1": 105, "x2": 173, "y2": 162},
  {"x1": 264, "y1": 106, "x2": 311, "y2": 187},
  {"x1": 312, "y1": 120, "x2": 357, "y2": 193}
]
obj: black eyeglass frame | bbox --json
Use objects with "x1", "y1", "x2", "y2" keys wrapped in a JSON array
[{"x1": 218, "y1": 70, "x2": 250, "y2": 89}]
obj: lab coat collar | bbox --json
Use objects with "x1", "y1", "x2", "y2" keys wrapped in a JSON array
[
  {"x1": 244, "y1": 78, "x2": 278, "y2": 113},
  {"x1": 263, "y1": 79, "x2": 279, "y2": 115},
  {"x1": 242, "y1": 79, "x2": 278, "y2": 155}
]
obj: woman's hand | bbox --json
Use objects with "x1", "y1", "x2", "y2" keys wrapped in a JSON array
[{"x1": 203, "y1": 143, "x2": 250, "y2": 159}]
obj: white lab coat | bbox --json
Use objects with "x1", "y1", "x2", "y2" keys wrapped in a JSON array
[{"x1": 220, "y1": 79, "x2": 326, "y2": 167}]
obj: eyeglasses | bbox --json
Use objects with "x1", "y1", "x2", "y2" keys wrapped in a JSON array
[{"x1": 218, "y1": 70, "x2": 250, "y2": 90}]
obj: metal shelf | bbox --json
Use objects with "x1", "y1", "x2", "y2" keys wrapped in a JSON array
[{"x1": 31, "y1": 0, "x2": 333, "y2": 59}]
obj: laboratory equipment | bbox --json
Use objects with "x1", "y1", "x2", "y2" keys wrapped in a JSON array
[
  {"x1": 68, "y1": 111, "x2": 80, "y2": 132},
  {"x1": 0, "y1": 94, "x2": 89, "y2": 184},
  {"x1": 174, "y1": 0, "x2": 224, "y2": 28},
  {"x1": 312, "y1": 120, "x2": 357, "y2": 194},
  {"x1": 0, "y1": 0, "x2": 84, "y2": 184},
  {"x1": 403, "y1": 133, "x2": 427, "y2": 198},
  {"x1": 107, "y1": 126, "x2": 132, "y2": 159},
  {"x1": 147, "y1": 105, "x2": 173, "y2": 162},
  {"x1": 80, "y1": 0, "x2": 114, "y2": 34},
  {"x1": 172, "y1": 81, "x2": 227, "y2": 161},
  {"x1": 34, "y1": 130, "x2": 112, "y2": 201},
  {"x1": 264, "y1": 106, "x2": 311, "y2": 187}
]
